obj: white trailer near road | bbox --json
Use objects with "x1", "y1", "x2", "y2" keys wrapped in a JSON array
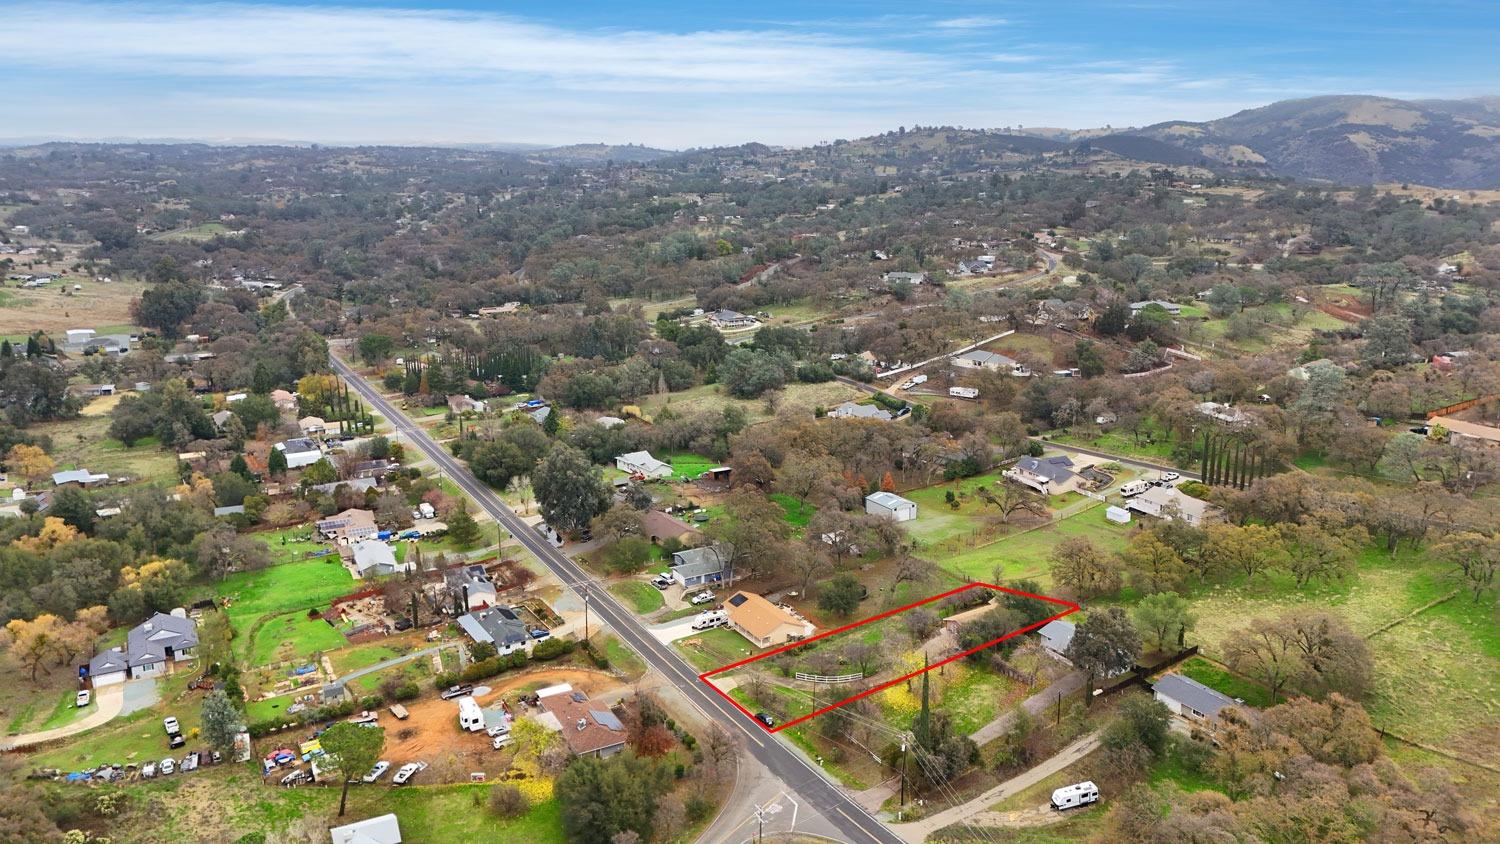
[
  {"x1": 948, "y1": 386, "x2": 978, "y2": 399},
  {"x1": 1051, "y1": 781, "x2": 1099, "y2": 810}
]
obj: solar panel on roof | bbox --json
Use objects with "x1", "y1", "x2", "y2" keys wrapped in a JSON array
[
  {"x1": 571, "y1": 691, "x2": 587, "y2": 702},
  {"x1": 589, "y1": 709, "x2": 624, "y2": 731},
  {"x1": 727, "y1": 594, "x2": 748, "y2": 607}
]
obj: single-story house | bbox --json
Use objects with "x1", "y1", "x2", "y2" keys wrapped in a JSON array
[
  {"x1": 1153, "y1": 673, "x2": 1241, "y2": 730},
  {"x1": 640, "y1": 510, "x2": 698, "y2": 545},
  {"x1": 81, "y1": 383, "x2": 116, "y2": 397},
  {"x1": 317, "y1": 508, "x2": 379, "y2": 543},
  {"x1": 1195, "y1": 402, "x2": 1250, "y2": 426},
  {"x1": 65, "y1": 328, "x2": 96, "y2": 345},
  {"x1": 311, "y1": 477, "x2": 379, "y2": 496},
  {"x1": 88, "y1": 612, "x2": 198, "y2": 687},
  {"x1": 829, "y1": 401, "x2": 893, "y2": 421},
  {"x1": 1435, "y1": 417, "x2": 1500, "y2": 448},
  {"x1": 329, "y1": 813, "x2": 403, "y2": 844},
  {"x1": 275, "y1": 437, "x2": 324, "y2": 469},
  {"x1": 527, "y1": 405, "x2": 552, "y2": 425},
  {"x1": 883, "y1": 271, "x2": 927, "y2": 286},
  {"x1": 211, "y1": 409, "x2": 235, "y2": 431},
  {"x1": 299, "y1": 416, "x2": 328, "y2": 437},
  {"x1": 446, "y1": 394, "x2": 487, "y2": 415},
  {"x1": 708, "y1": 309, "x2": 757, "y2": 329},
  {"x1": 953, "y1": 350, "x2": 1018, "y2": 372},
  {"x1": 52, "y1": 468, "x2": 110, "y2": 488},
  {"x1": 865, "y1": 491, "x2": 917, "y2": 522},
  {"x1": 668, "y1": 545, "x2": 729, "y2": 587},
  {"x1": 536, "y1": 687, "x2": 627, "y2": 758},
  {"x1": 725, "y1": 591, "x2": 812, "y2": 648},
  {"x1": 1036, "y1": 619, "x2": 1075, "y2": 656},
  {"x1": 1003, "y1": 455, "x2": 1078, "y2": 495},
  {"x1": 446, "y1": 564, "x2": 499, "y2": 611},
  {"x1": 615, "y1": 450, "x2": 673, "y2": 480},
  {"x1": 270, "y1": 389, "x2": 297, "y2": 412},
  {"x1": 458, "y1": 606, "x2": 532, "y2": 653},
  {"x1": 1129, "y1": 300, "x2": 1182, "y2": 315},
  {"x1": 1126, "y1": 486, "x2": 1219, "y2": 527},
  {"x1": 350, "y1": 540, "x2": 412, "y2": 578}
]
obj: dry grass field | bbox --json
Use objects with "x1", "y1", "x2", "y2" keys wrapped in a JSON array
[{"x1": 0, "y1": 278, "x2": 147, "y2": 337}]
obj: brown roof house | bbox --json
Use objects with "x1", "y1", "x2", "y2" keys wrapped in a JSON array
[
  {"x1": 725, "y1": 591, "x2": 813, "y2": 648},
  {"x1": 536, "y1": 685, "x2": 627, "y2": 758},
  {"x1": 317, "y1": 508, "x2": 379, "y2": 544},
  {"x1": 640, "y1": 510, "x2": 699, "y2": 545}
]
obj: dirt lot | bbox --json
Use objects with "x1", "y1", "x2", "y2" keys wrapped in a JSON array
[{"x1": 0, "y1": 278, "x2": 148, "y2": 337}]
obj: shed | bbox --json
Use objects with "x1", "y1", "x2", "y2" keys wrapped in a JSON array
[
  {"x1": 1105, "y1": 505, "x2": 1131, "y2": 524},
  {"x1": 864, "y1": 491, "x2": 917, "y2": 522}
]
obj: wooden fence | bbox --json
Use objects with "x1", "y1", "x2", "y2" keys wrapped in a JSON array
[{"x1": 794, "y1": 671, "x2": 865, "y2": 685}]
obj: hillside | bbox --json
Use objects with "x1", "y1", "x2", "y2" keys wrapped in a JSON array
[
  {"x1": 1126, "y1": 94, "x2": 1500, "y2": 188},
  {"x1": 531, "y1": 143, "x2": 677, "y2": 164}
]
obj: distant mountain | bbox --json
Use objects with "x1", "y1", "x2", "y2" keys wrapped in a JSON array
[
  {"x1": 531, "y1": 143, "x2": 676, "y2": 164},
  {"x1": 1119, "y1": 95, "x2": 1500, "y2": 188}
]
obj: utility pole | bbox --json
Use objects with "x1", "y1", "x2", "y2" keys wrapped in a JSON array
[
  {"x1": 899, "y1": 740, "x2": 908, "y2": 808},
  {"x1": 582, "y1": 592, "x2": 590, "y2": 645}
]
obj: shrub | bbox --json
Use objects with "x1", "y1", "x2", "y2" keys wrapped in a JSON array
[
  {"x1": 359, "y1": 695, "x2": 382, "y2": 711},
  {"x1": 433, "y1": 671, "x2": 459, "y2": 690},
  {"x1": 489, "y1": 783, "x2": 530, "y2": 819},
  {"x1": 1177, "y1": 480, "x2": 1211, "y2": 499},
  {"x1": 531, "y1": 637, "x2": 574, "y2": 661}
]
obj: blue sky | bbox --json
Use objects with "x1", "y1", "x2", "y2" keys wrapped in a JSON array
[{"x1": 6, "y1": 1, "x2": 1499, "y2": 148}]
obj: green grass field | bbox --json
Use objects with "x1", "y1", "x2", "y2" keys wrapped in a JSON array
[
  {"x1": 218, "y1": 558, "x2": 355, "y2": 663},
  {"x1": 903, "y1": 471, "x2": 1007, "y2": 545},
  {"x1": 153, "y1": 222, "x2": 231, "y2": 242},
  {"x1": 608, "y1": 580, "x2": 665, "y2": 614},
  {"x1": 665, "y1": 452, "x2": 718, "y2": 480},
  {"x1": 246, "y1": 610, "x2": 347, "y2": 666},
  {"x1": 637, "y1": 380, "x2": 865, "y2": 425},
  {"x1": 676, "y1": 627, "x2": 756, "y2": 672},
  {"x1": 29, "y1": 411, "x2": 178, "y2": 481},
  {"x1": 768, "y1": 492, "x2": 815, "y2": 528},
  {"x1": 935, "y1": 505, "x2": 1129, "y2": 583},
  {"x1": 1048, "y1": 426, "x2": 1177, "y2": 463}
]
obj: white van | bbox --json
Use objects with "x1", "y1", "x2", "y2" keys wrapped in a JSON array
[
  {"x1": 458, "y1": 696, "x2": 485, "y2": 733},
  {"x1": 1050, "y1": 781, "x2": 1099, "y2": 810},
  {"x1": 1119, "y1": 480, "x2": 1151, "y2": 497},
  {"x1": 691, "y1": 610, "x2": 728, "y2": 630},
  {"x1": 535, "y1": 523, "x2": 564, "y2": 548}
]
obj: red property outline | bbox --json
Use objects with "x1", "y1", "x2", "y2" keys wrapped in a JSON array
[{"x1": 699, "y1": 582, "x2": 1080, "y2": 733}]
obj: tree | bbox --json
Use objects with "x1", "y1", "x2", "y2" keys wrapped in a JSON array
[
  {"x1": 717, "y1": 348, "x2": 787, "y2": 398},
  {"x1": 267, "y1": 446, "x2": 288, "y2": 477},
  {"x1": 1203, "y1": 523, "x2": 1283, "y2": 581},
  {"x1": 556, "y1": 753, "x2": 664, "y2": 844},
  {"x1": 1064, "y1": 607, "x2": 1140, "y2": 702},
  {"x1": 603, "y1": 536, "x2": 652, "y2": 574},
  {"x1": 200, "y1": 690, "x2": 244, "y2": 759},
  {"x1": 132, "y1": 281, "x2": 204, "y2": 338},
  {"x1": 532, "y1": 444, "x2": 610, "y2": 533},
  {"x1": 1223, "y1": 618, "x2": 1301, "y2": 704},
  {"x1": 818, "y1": 574, "x2": 864, "y2": 617},
  {"x1": 319, "y1": 721, "x2": 386, "y2": 816},
  {"x1": 1103, "y1": 692, "x2": 1171, "y2": 756},
  {"x1": 1278, "y1": 522, "x2": 1358, "y2": 587},
  {"x1": 1281, "y1": 612, "x2": 1373, "y2": 700},
  {"x1": 489, "y1": 783, "x2": 530, "y2": 818},
  {"x1": 1432, "y1": 531, "x2": 1498, "y2": 603},
  {"x1": 1131, "y1": 592, "x2": 1196, "y2": 653},
  {"x1": 5, "y1": 444, "x2": 53, "y2": 484},
  {"x1": 446, "y1": 505, "x2": 480, "y2": 547},
  {"x1": 1049, "y1": 537, "x2": 1121, "y2": 598},
  {"x1": 1359, "y1": 314, "x2": 1413, "y2": 370},
  {"x1": 357, "y1": 332, "x2": 396, "y2": 364},
  {"x1": 1120, "y1": 532, "x2": 1188, "y2": 593},
  {"x1": 978, "y1": 484, "x2": 1048, "y2": 523},
  {"x1": 1, "y1": 614, "x2": 64, "y2": 682}
]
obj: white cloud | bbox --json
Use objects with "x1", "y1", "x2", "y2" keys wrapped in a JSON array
[
  {"x1": 989, "y1": 53, "x2": 1039, "y2": 63},
  {"x1": 933, "y1": 16, "x2": 1009, "y2": 29}
]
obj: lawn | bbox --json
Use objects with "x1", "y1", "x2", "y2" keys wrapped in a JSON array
[
  {"x1": 677, "y1": 627, "x2": 756, "y2": 673},
  {"x1": 330, "y1": 643, "x2": 405, "y2": 675},
  {"x1": 637, "y1": 380, "x2": 865, "y2": 425},
  {"x1": 938, "y1": 667, "x2": 1019, "y2": 736},
  {"x1": 768, "y1": 492, "x2": 815, "y2": 528},
  {"x1": 1047, "y1": 425, "x2": 1178, "y2": 464},
  {"x1": 608, "y1": 580, "x2": 665, "y2": 615},
  {"x1": 153, "y1": 222, "x2": 231, "y2": 241},
  {"x1": 246, "y1": 610, "x2": 347, "y2": 667},
  {"x1": 218, "y1": 558, "x2": 355, "y2": 663},
  {"x1": 903, "y1": 471, "x2": 1007, "y2": 545},
  {"x1": 936, "y1": 506, "x2": 1130, "y2": 583},
  {"x1": 603, "y1": 636, "x2": 647, "y2": 680},
  {"x1": 29, "y1": 410, "x2": 177, "y2": 481},
  {"x1": 664, "y1": 452, "x2": 718, "y2": 481},
  {"x1": 39, "y1": 689, "x2": 94, "y2": 731}
]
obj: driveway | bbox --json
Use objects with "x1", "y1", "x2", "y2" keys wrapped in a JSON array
[
  {"x1": 649, "y1": 616, "x2": 702, "y2": 645},
  {"x1": 0, "y1": 683, "x2": 127, "y2": 750}
]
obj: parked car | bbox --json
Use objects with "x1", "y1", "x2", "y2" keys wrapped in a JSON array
[
  {"x1": 181, "y1": 752, "x2": 199, "y2": 773},
  {"x1": 529, "y1": 628, "x2": 550, "y2": 640},
  {"x1": 690, "y1": 590, "x2": 716, "y2": 606},
  {"x1": 169, "y1": 732, "x2": 186, "y2": 749},
  {"x1": 75, "y1": 690, "x2": 91, "y2": 707},
  {"x1": 440, "y1": 684, "x2": 474, "y2": 700},
  {"x1": 486, "y1": 722, "x2": 511, "y2": 737},
  {"x1": 387, "y1": 704, "x2": 410, "y2": 720},
  {"x1": 159, "y1": 758, "x2": 176, "y2": 776},
  {"x1": 141, "y1": 762, "x2": 156, "y2": 779},
  {"x1": 754, "y1": 712, "x2": 776, "y2": 728},
  {"x1": 162, "y1": 717, "x2": 180, "y2": 735},
  {"x1": 392, "y1": 762, "x2": 426, "y2": 785},
  {"x1": 362, "y1": 760, "x2": 391, "y2": 783},
  {"x1": 1159, "y1": 472, "x2": 1180, "y2": 483},
  {"x1": 491, "y1": 734, "x2": 513, "y2": 750},
  {"x1": 650, "y1": 573, "x2": 673, "y2": 590}
]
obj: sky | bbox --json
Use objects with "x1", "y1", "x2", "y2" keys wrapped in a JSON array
[{"x1": 6, "y1": 1, "x2": 1500, "y2": 149}]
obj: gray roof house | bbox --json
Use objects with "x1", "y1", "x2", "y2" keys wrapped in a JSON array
[
  {"x1": 445, "y1": 564, "x2": 500, "y2": 610},
  {"x1": 89, "y1": 612, "x2": 199, "y2": 685},
  {"x1": 350, "y1": 540, "x2": 412, "y2": 578},
  {"x1": 1153, "y1": 673, "x2": 1242, "y2": 728},
  {"x1": 829, "y1": 401, "x2": 893, "y2": 421},
  {"x1": 1130, "y1": 300, "x2": 1182, "y2": 315},
  {"x1": 1036, "y1": 619, "x2": 1075, "y2": 655},
  {"x1": 1003, "y1": 455, "x2": 1077, "y2": 495},
  {"x1": 53, "y1": 468, "x2": 109, "y2": 487},
  {"x1": 458, "y1": 606, "x2": 532, "y2": 652},
  {"x1": 953, "y1": 350, "x2": 1018, "y2": 371},
  {"x1": 669, "y1": 546, "x2": 729, "y2": 587}
]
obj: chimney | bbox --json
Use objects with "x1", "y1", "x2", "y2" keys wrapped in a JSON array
[{"x1": 576, "y1": 718, "x2": 587, "y2": 731}]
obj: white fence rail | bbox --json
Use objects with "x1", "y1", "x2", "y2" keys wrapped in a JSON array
[{"x1": 794, "y1": 671, "x2": 865, "y2": 684}]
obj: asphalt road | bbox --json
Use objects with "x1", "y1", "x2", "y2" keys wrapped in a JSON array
[{"x1": 331, "y1": 356, "x2": 903, "y2": 844}]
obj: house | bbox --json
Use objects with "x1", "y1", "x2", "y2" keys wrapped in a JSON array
[
  {"x1": 615, "y1": 450, "x2": 673, "y2": 480},
  {"x1": 708, "y1": 309, "x2": 757, "y2": 329},
  {"x1": 1036, "y1": 619, "x2": 1075, "y2": 656},
  {"x1": 350, "y1": 540, "x2": 412, "y2": 578},
  {"x1": 275, "y1": 437, "x2": 324, "y2": 469},
  {"x1": 353, "y1": 459, "x2": 398, "y2": 480},
  {"x1": 225, "y1": 392, "x2": 247, "y2": 404},
  {"x1": 1195, "y1": 401, "x2": 1250, "y2": 426},
  {"x1": 865, "y1": 491, "x2": 917, "y2": 522},
  {"x1": 953, "y1": 350, "x2": 1018, "y2": 372},
  {"x1": 724, "y1": 592, "x2": 813, "y2": 648},
  {"x1": 457, "y1": 605, "x2": 532, "y2": 652},
  {"x1": 311, "y1": 477, "x2": 378, "y2": 496},
  {"x1": 329, "y1": 813, "x2": 403, "y2": 844},
  {"x1": 883, "y1": 271, "x2": 927, "y2": 286},
  {"x1": 81, "y1": 383, "x2": 115, "y2": 397},
  {"x1": 299, "y1": 416, "x2": 328, "y2": 437},
  {"x1": 1033, "y1": 299, "x2": 1094, "y2": 325},
  {"x1": 536, "y1": 687, "x2": 628, "y2": 758},
  {"x1": 1004, "y1": 455, "x2": 1077, "y2": 495},
  {"x1": 211, "y1": 409, "x2": 235, "y2": 431},
  {"x1": 668, "y1": 545, "x2": 729, "y2": 587},
  {"x1": 270, "y1": 389, "x2": 297, "y2": 412},
  {"x1": 829, "y1": 401, "x2": 893, "y2": 421},
  {"x1": 317, "y1": 508, "x2": 379, "y2": 543},
  {"x1": 65, "y1": 328, "x2": 95, "y2": 345},
  {"x1": 527, "y1": 406, "x2": 552, "y2": 425},
  {"x1": 52, "y1": 468, "x2": 109, "y2": 488},
  {"x1": 446, "y1": 394, "x2": 487, "y2": 415},
  {"x1": 1434, "y1": 417, "x2": 1500, "y2": 448},
  {"x1": 88, "y1": 612, "x2": 198, "y2": 687},
  {"x1": 1126, "y1": 486, "x2": 1219, "y2": 527},
  {"x1": 445, "y1": 564, "x2": 499, "y2": 611},
  {"x1": 213, "y1": 504, "x2": 246, "y2": 518},
  {"x1": 1129, "y1": 300, "x2": 1182, "y2": 316},
  {"x1": 1153, "y1": 673, "x2": 1242, "y2": 730},
  {"x1": 640, "y1": 510, "x2": 698, "y2": 545}
]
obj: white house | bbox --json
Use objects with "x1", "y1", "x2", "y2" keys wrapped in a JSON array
[
  {"x1": 88, "y1": 612, "x2": 198, "y2": 687},
  {"x1": 1153, "y1": 674, "x2": 1242, "y2": 731},
  {"x1": 883, "y1": 271, "x2": 927, "y2": 286},
  {"x1": 829, "y1": 401, "x2": 893, "y2": 421},
  {"x1": 1126, "y1": 486, "x2": 1218, "y2": 527},
  {"x1": 350, "y1": 541, "x2": 413, "y2": 579},
  {"x1": 615, "y1": 450, "x2": 673, "y2": 480},
  {"x1": 865, "y1": 491, "x2": 917, "y2": 522},
  {"x1": 330, "y1": 813, "x2": 402, "y2": 844},
  {"x1": 1129, "y1": 300, "x2": 1182, "y2": 315},
  {"x1": 65, "y1": 328, "x2": 96, "y2": 345},
  {"x1": 275, "y1": 437, "x2": 324, "y2": 469},
  {"x1": 1195, "y1": 402, "x2": 1250, "y2": 426},
  {"x1": 952, "y1": 350, "x2": 1017, "y2": 372}
]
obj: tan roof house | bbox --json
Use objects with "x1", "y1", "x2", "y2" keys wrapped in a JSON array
[
  {"x1": 725, "y1": 591, "x2": 812, "y2": 648},
  {"x1": 299, "y1": 416, "x2": 328, "y2": 436}
]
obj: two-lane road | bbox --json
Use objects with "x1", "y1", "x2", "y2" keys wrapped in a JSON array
[{"x1": 331, "y1": 356, "x2": 904, "y2": 844}]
